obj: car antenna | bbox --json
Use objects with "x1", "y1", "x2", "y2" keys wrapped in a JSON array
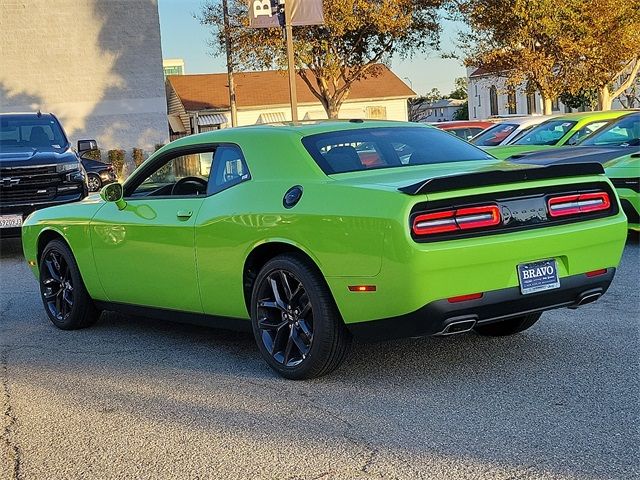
[{"x1": 37, "y1": 109, "x2": 42, "y2": 117}]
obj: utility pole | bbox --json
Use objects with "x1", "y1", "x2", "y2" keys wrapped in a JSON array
[
  {"x1": 284, "y1": 0, "x2": 298, "y2": 123},
  {"x1": 222, "y1": 0, "x2": 238, "y2": 127}
]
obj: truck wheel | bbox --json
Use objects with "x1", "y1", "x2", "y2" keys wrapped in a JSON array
[
  {"x1": 251, "y1": 254, "x2": 351, "y2": 380},
  {"x1": 473, "y1": 312, "x2": 542, "y2": 337},
  {"x1": 39, "y1": 239, "x2": 98, "y2": 330},
  {"x1": 87, "y1": 174, "x2": 102, "y2": 192}
]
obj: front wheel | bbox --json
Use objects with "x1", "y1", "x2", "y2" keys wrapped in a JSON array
[
  {"x1": 250, "y1": 254, "x2": 351, "y2": 379},
  {"x1": 87, "y1": 174, "x2": 102, "y2": 192},
  {"x1": 39, "y1": 239, "x2": 98, "y2": 330},
  {"x1": 473, "y1": 312, "x2": 542, "y2": 337}
]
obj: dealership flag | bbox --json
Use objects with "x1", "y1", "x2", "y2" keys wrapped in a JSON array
[{"x1": 248, "y1": 0, "x2": 324, "y2": 28}]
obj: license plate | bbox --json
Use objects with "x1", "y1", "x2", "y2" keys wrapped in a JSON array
[
  {"x1": 517, "y1": 259, "x2": 560, "y2": 295},
  {"x1": 0, "y1": 215, "x2": 23, "y2": 229}
]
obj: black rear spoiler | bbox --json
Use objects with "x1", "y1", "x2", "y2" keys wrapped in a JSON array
[{"x1": 398, "y1": 162, "x2": 606, "y2": 196}]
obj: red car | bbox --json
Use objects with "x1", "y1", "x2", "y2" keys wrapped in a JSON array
[{"x1": 433, "y1": 121, "x2": 494, "y2": 141}]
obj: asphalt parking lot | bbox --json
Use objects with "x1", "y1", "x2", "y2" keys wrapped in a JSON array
[{"x1": 0, "y1": 237, "x2": 638, "y2": 480}]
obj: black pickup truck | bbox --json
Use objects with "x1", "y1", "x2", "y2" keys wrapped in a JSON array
[{"x1": 0, "y1": 112, "x2": 113, "y2": 237}]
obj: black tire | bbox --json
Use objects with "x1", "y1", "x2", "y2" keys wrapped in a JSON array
[
  {"x1": 250, "y1": 254, "x2": 351, "y2": 380},
  {"x1": 87, "y1": 174, "x2": 102, "y2": 192},
  {"x1": 473, "y1": 312, "x2": 542, "y2": 337},
  {"x1": 39, "y1": 239, "x2": 98, "y2": 330}
]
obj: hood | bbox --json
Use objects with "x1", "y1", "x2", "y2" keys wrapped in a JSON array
[
  {"x1": 506, "y1": 146, "x2": 640, "y2": 167},
  {"x1": 485, "y1": 145, "x2": 552, "y2": 160},
  {"x1": 0, "y1": 148, "x2": 79, "y2": 168}
]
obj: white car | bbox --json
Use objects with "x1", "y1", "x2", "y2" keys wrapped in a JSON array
[{"x1": 471, "y1": 116, "x2": 557, "y2": 148}]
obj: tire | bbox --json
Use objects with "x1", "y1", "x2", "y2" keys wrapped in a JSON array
[
  {"x1": 250, "y1": 254, "x2": 351, "y2": 380},
  {"x1": 473, "y1": 312, "x2": 542, "y2": 337},
  {"x1": 87, "y1": 174, "x2": 102, "y2": 192},
  {"x1": 39, "y1": 239, "x2": 98, "y2": 330}
]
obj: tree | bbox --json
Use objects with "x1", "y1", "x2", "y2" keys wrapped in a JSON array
[
  {"x1": 199, "y1": 0, "x2": 444, "y2": 118},
  {"x1": 452, "y1": 100, "x2": 469, "y2": 120},
  {"x1": 559, "y1": 89, "x2": 598, "y2": 111},
  {"x1": 449, "y1": 77, "x2": 468, "y2": 100},
  {"x1": 457, "y1": 0, "x2": 640, "y2": 113},
  {"x1": 565, "y1": 0, "x2": 640, "y2": 110}
]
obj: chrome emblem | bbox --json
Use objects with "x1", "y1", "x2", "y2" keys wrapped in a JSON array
[{"x1": 1, "y1": 177, "x2": 21, "y2": 187}]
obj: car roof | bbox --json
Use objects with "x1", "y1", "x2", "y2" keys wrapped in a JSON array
[
  {"x1": 161, "y1": 120, "x2": 429, "y2": 151},
  {"x1": 495, "y1": 115, "x2": 557, "y2": 126},
  {"x1": 550, "y1": 109, "x2": 636, "y2": 122},
  {"x1": 434, "y1": 121, "x2": 494, "y2": 128}
]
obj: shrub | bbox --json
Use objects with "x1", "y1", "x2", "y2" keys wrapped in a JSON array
[
  {"x1": 82, "y1": 149, "x2": 102, "y2": 161},
  {"x1": 108, "y1": 149, "x2": 126, "y2": 178},
  {"x1": 132, "y1": 148, "x2": 145, "y2": 168}
]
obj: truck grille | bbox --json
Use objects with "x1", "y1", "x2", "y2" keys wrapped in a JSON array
[{"x1": 0, "y1": 165, "x2": 62, "y2": 204}]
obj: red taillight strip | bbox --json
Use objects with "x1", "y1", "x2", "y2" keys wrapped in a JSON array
[
  {"x1": 548, "y1": 192, "x2": 610, "y2": 218},
  {"x1": 413, "y1": 204, "x2": 501, "y2": 236},
  {"x1": 448, "y1": 292, "x2": 483, "y2": 303},
  {"x1": 585, "y1": 268, "x2": 607, "y2": 278}
]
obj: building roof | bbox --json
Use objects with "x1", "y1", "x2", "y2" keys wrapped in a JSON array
[
  {"x1": 167, "y1": 65, "x2": 415, "y2": 111},
  {"x1": 426, "y1": 98, "x2": 466, "y2": 108}
]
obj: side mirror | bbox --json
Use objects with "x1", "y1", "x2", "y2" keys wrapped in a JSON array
[
  {"x1": 100, "y1": 182, "x2": 127, "y2": 210},
  {"x1": 77, "y1": 139, "x2": 98, "y2": 153}
]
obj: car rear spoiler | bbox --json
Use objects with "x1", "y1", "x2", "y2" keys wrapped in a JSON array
[{"x1": 398, "y1": 162, "x2": 606, "y2": 196}]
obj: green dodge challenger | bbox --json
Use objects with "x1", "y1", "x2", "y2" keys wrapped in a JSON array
[{"x1": 22, "y1": 121, "x2": 628, "y2": 379}]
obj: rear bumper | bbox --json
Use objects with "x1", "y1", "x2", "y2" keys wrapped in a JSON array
[{"x1": 347, "y1": 269, "x2": 615, "y2": 341}]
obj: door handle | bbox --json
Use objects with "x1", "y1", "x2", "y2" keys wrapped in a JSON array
[{"x1": 176, "y1": 209, "x2": 193, "y2": 219}]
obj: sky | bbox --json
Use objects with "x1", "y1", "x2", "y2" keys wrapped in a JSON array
[{"x1": 157, "y1": 0, "x2": 467, "y2": 96}]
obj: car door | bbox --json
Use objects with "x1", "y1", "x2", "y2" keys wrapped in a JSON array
[{"x1": 90, "y1": 146, "x2": 215, "y2": 312}]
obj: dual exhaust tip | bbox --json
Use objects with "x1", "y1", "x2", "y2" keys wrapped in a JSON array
[{"x1": 437, "y1": 288, "x2": 604, "y2": 335}]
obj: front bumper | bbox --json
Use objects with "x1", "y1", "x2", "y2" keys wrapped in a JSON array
[{"x1": 347, "y1": 269, "x2": 615, "y2": 341}]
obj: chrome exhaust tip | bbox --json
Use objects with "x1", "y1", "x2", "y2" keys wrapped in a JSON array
[
  {"x1": 437, "y1": 318, "x2": 477, "y2": 336},
  {"x1": 568, "y1": 288, "x2": 603, "y2": 309}
]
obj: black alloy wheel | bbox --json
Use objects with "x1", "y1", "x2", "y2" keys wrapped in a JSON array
[
  {"x1": 256, "y1": 269, "x2": 314, "y2": 367},
  {"x1": 39, "y1": 239, "x2": 98, "y2": 330},
  {"x1": 251, "y1": 254, "x2": 351, "y2": 379}
]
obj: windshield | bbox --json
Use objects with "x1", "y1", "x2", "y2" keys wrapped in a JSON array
[
  {"x1": 513, "y1": 120, "x2": 577, "y2": 146},
  {"x1": 0, "y1": 114, "x2": 68, "y2": 152},
  {"x1": 578, "y1": 113, "x2": 640, "y2": 147},
  {"x1": 471, "y1": 123, "x2": 518, "y2": 146},
  {"x1": 302, "y1": 127, "x2": 495, "y2": 175}
]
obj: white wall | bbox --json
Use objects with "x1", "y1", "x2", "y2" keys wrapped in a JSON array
[{"x1": 0, "y1": 0, "x2": 168, "y2": 151}]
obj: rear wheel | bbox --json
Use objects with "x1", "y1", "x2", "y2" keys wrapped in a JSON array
[
  {"x1": 250, "y1": 254, "x2": 351, "y2": 379},
  {"x1": 87, "y1": 174, "x2": 102, "y2": 192},
  {"x1": 473, "y1": 312, "x2": 542, "y2": 336},
  {"x1": 39, "y1": 239, "x2": 98, "y2": 330}
]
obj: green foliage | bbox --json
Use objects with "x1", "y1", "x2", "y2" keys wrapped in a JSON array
[
  {"x1": 132, "y1": 148, "x2": 145, "y2": 168},
  {"x1": 452, "y1": 101, "x2": 469, "y2": 120},
  {"x1": 82, "y1": 149, "x2": 102, "y2": 161},
  {"x1": 154, "y1": 143, "x2": 165, "y2": 152},
  {"x1": 559, "y1": 89, "x2": 598, "y2": 110},
  {"x1": 449, "y1": 77, "x2": 468, "y2": 100},
  {"x1": 199, "y1": 0, "x2": 445, "y2": 118},
  {"x1": 108, "y1": 149, "x2": 125, "y2": 178}
]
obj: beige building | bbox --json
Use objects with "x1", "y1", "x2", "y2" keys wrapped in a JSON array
[
  {"x1": 166, "y1": 66, "x2": 415, "y2": 138},
  {"x1": 0, "y1": 0, "x2": 168, "y2": 151}
]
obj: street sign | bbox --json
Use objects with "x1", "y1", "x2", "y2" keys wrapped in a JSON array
[{"x1": 248, "y1": 0, "x2": 324, "y2": 28}]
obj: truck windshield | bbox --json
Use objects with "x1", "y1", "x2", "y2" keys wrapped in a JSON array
[
  {"x1": 302, "y1": 126, "x2": 495, "y2": 175},
  {"x1": 0, "y1": 115, "x2": 68, "y2": 152}
]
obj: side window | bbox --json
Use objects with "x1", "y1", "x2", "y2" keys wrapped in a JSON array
[
  {"x1": 130, "y1": 151, "x2": 214, "y2": 197},
  {"x1": 208, "y1": 145, "x2": 251, "y2": 194},
  {"x1": 566, "y1": 121, "x2": 608, "y2": 145}
]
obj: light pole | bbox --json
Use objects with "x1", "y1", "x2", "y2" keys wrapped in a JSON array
[
  {"x1": 222, "y1": 0, "x2": 238, "y2": 127},
  {"x1": 403, "y1": 76, "x2": 414, "y2": 90}
]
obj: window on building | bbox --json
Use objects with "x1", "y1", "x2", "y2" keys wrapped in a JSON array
[
  {"x1": 365, "y1": 106, "x2": 387, "y2": 120},
  {"x1": 507, "y1": 87, "x2": 517, "y2": 114},
  {"x1": 526, "y1": 92, "x2": 537, "y2": 115},
  {"x1": 552, "y1": 98, "x2": 560, "y2": 111},
  {"x1": 489, "y1": 86, "x2": 499, "y2": 116}
]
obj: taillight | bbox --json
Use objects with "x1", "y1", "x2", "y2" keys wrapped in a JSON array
[
  {"x1": 547, "y1": 191, "x2": 610, "y2": 218},
  {"x1": 413, "y1": 204, "x2": 501, "y2": 236}
]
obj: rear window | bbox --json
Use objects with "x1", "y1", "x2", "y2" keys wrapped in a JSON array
[
  {"x1": 579, "y1": 113, "x2": 640, "y2": 147},
  {"x1": 471, "y1": 123, "x2": 518, "y2": 146},
  {"x1": 302, "y1": 127, "x2": 494, "y2": 175}
]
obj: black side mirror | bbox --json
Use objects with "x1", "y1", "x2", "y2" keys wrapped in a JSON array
[{"x1": 77, "y1": 139, "x2": 98, "y2": 153}]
